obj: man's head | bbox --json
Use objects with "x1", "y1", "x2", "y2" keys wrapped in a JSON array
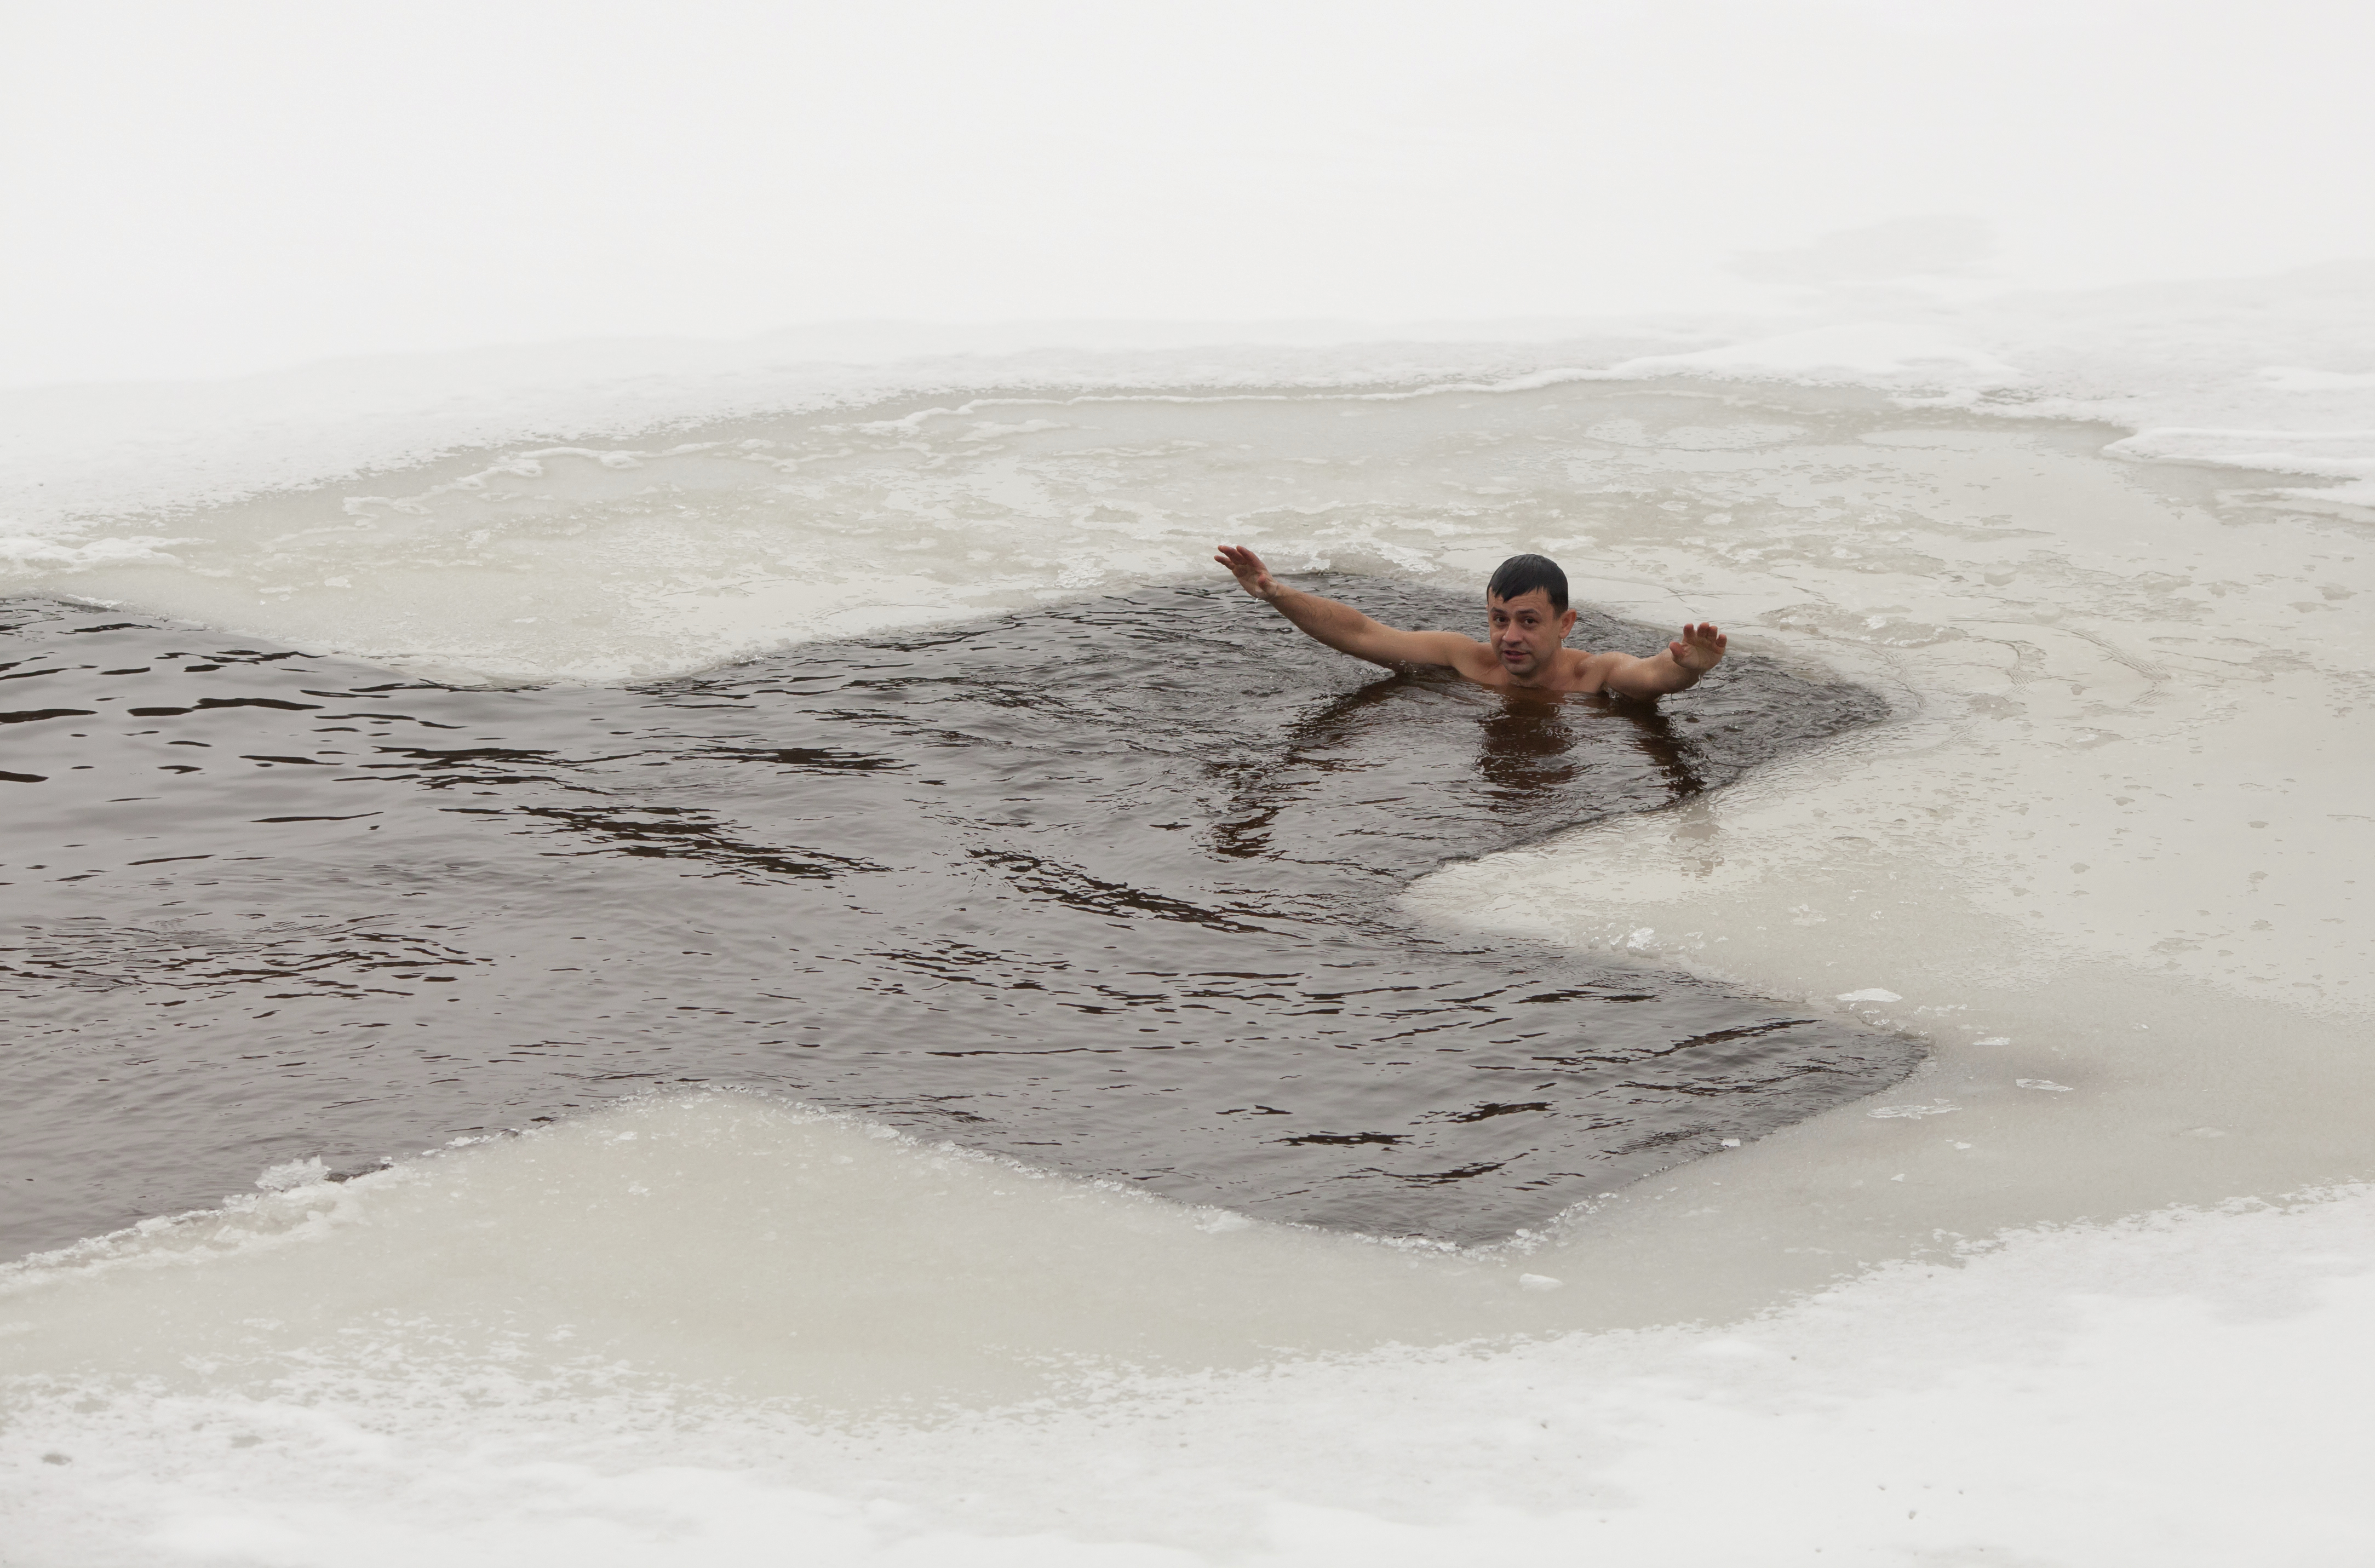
[{"x1": 1485, "y1": 553, "x2": 1577, "y2": 682}]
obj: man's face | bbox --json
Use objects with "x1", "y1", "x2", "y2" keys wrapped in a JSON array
[{"x1": 1486, "y1": 589, "x2": 1577, "y2": 682}]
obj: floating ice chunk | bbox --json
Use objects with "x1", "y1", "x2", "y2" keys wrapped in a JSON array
[
  {"x1": 2255, "y1": 366, "x2": 2375, "y2": 392},
  {"x1": 961, "y1": 420, "x2": 1068, "y2": 440},
  {"x1": 1518, "y1": 1273, "x2": 1563, "y2": 1291},
  {"x1": 1479, "y1": 366, "x2": 1598, "y2": 394},
  {"x1": 1837, "y1": 988, "x2": 1902, "y2": 1003},
  {"x1": 519, "y1": 445, "x2": 644, "y2": 469},
  {"x1": 0, "y1": 533, "x2": 197, "y2": 569},
  {"x1": 1608, "y1": 323, "x2": 2024, "y2": 387},
  {"x1": 254, "y1": 1157, "x2": 328, "y2": 1192},
  {"x1": 1974, "y1": 1036, "x2": 2011, "y2": 1046},
  {"x1": 1719, "y1": 1138, "x2": 1742, "y2": 1148},
  {"x1": 1867, "y1": 1103, "x2": 1959, "y2": 1119},
  {"x1": 2102, "y1": 427, "x2": 2375, "y2": 500},
  {"x1": 2017, "y1": 1079, "x2": 2076, "y2": 1093}
]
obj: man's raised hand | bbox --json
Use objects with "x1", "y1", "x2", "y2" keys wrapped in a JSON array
[
  {"x1": 1215, "y1": 544, "x2": 1280, "y2": 601},
  {"x1": 1670, "y1": 622, "x2": 1728, "y2": 674}
]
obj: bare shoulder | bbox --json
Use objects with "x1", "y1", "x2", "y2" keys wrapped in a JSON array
[
  {"x1": 1436, "y1": 630, "x2": 1502, "y2": 679},
  {"x1": 1560, "y1": 648, "x2": 1626, "y2": 692}
]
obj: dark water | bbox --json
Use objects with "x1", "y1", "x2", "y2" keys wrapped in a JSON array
[{"x1": 1, "y1": 581, "x2": 1914, "y2": 1254}]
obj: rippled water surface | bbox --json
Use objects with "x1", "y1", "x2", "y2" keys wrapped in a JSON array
[{"x1": 2, "y1": 582, "x2": 1909, "y2": 1253}]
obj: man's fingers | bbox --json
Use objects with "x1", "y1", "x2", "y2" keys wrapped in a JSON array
[
  {"x1": 1670, "y1": 623, "x2": 1728, "y2": 669},
  {"x1": 1215, "y1": 544, "x2": 1272, "y2": 598}
]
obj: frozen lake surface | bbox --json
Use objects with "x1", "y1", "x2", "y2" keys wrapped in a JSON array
[{"x1": 4, "y1": 342, "x2": 2372, "y2": 1564}]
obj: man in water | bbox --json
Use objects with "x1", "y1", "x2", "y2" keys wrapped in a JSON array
[{"x1": 1215, "y1": 545, "x2": 1727, "y2": 697}]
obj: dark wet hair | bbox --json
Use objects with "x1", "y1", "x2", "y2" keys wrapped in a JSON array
[{"x1": 1487, "y1": 553, "x2": 1568, "y2": 612}]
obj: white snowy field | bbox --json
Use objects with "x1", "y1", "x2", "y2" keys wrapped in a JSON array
[{"x1": 5, "y1": 2, "x2": 2375, "y2": 1563}]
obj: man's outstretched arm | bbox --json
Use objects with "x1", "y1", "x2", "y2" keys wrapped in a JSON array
[
  {"x1": 1596, "y1": 623, "x2": 1728, "y2": 698},
  {"x1": 1215, "y1": 544, "x2": 1478, "y2": 671}
]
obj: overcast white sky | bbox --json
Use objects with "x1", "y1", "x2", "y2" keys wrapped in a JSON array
[{"x1": 4, "y1": 0, "x2": 2371, "y2": 385}]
